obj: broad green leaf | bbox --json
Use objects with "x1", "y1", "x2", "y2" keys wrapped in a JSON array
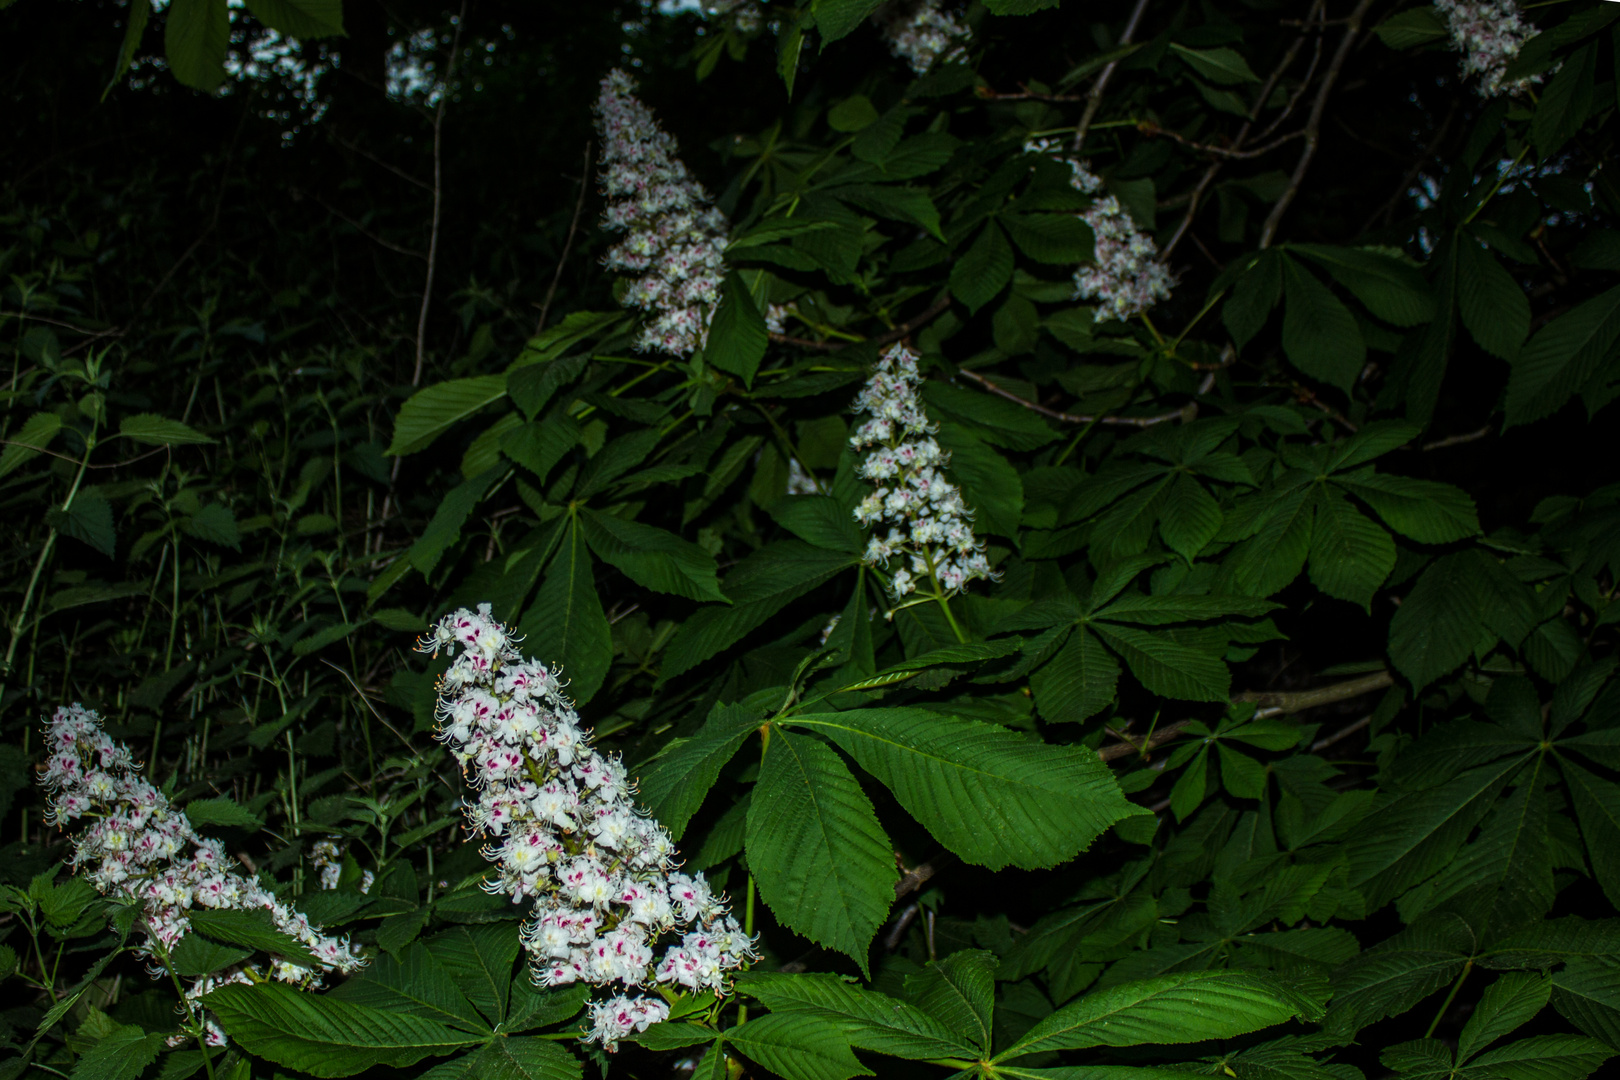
[
  {"x1": 428, "y1": 924, "x2": 517, "y2": 1027},
  {"x1": 203, "y1": 982, "x2": 483, "y2": 1078},
  {"x1": 1458, "y1": 972, "x2": 1550, "y2": 1062},
  {"x1": 1090, "y1": 593, "x2": 1278, "y2": 626},
  {"x1": 519, "y1": 518, "x2": 612, "y2": 704},
  {"x1": 924, "y1": 380, "x2": 1059, "y2": 451},
  {"x1": 507, "y1": 355, "x2": 588, "y2": 419},
  {"x1": 1224, "y1": 250, "x2": 1283, "y2": 350},
  {"x1": 836, "y1": 184, "x2": 942, "y2": 240},
  {"x1": 997, "y1": 970, "x2": 1324, "y2": 1060},
  {"x1": 1291, "y1": 244, "x2": 1436, "y2": 327},
  {"x1": 105, "y1": 0, "x2": 153, "y2": 96},
  {"x1": 769, "y1": 495, "x2": 865, "y2": 554},
  {"x1": 1308, "y1": 492, "x2": 1395, "y2": 609},
  {"x1": 1002, "y1": 212, "x2": 1096, "y2": 264},
  {"x1": 661, "y1": 542, "x2": 856, "y2": 682},
  {"x1": 330, "y1": 941, "x2": 488, "y2": 1033},
  {"x1": 1563, "y1": 757, "x2": 1620, "y2": 911},
  {"x1": 1030, "y1": 628, "x2": 1120, "y2": 724},
  {"x1": 747, "y1": 727, "x2": 894, "y2": 972},
  {"x1": 725, "y1": 1012, "x2": 872, "y2": 1080},
  {"x1": 1551, "y1": 958, "x2": 1620, "y2": 1049},
  {"x1": 580, "y1": 508, "x2": 726, "y2": 602},
  {"x1": 1093, "y1": 622, "x2": 1230, "y2": 702},
  {"x1": 1324, "y1": 914, "x2": 1474, "y2": 1036},
  {"x1": 181, "y1": 796, "x2": 261, "y2": 831},
  {"x1": 906, "y1": 950, "x2": 997, "y2": 1052},
  {"x1": 736, "y1": 972, "x2": 975, "y2": 1059},
  {"x1": 0, "y1": 411, "x2": 62, "y2": 478},
  {"x1": 1531, "y1": 42, "x2": 1598, "y2": 160},
  {"x1": 1335, "y1": 470, "x2": 1480, "y2": 543},
  {"x1": 1414, "y1": 766, "x2": 1554, "y2": 933},
  {"x1": 1388, "y1": 551, "x2": 1480, "y2": 690},
  {"x1": 49, "y1": 491, "x2": 115, "y2": 558},
  {"x1": 68, "y1": 1019, "x2": 166, "y2": 1080},
  {"x1": 1170, "y1": 43, "x2": 1260, "y2": 84},
  {"x1": 164, "y1": 0, "x2": 229, "y2": 90},
  {"x1": 169, "y1": 933, "x2": 254, "y2": 977},
  {"x1": 951, "y1": 221, "x2": 1014, "y2": 314},
  {"x1": 934, "y1": 421, "x2": 1022, "y2": 538},
  {"x1": 1375, "y1": 5, "x2": 1448, "y2": 48},
  {"x1": 707, "y1": 271, "x2": 768, "y2": 386},
  {"x1": 1159, "y1": 475, "x2": 1222, "y2": 562},
  {"x1": 1465, "y1": 1033, "x2": 1614, "y2": 1080},
  {"x1": 188, "y1": 908, "x2": 320, "y2": 968},
  {"x1": 416, "y1": 1036, "x2": 581, "y2": 1080},
  {"x1": 1281, "y1": 255, "x2": 1365, "y2": 391},
  {"x1": 638, "y1": 700, "x2": 764, "y2": 839},
  {"x1": 1228, "y1": 486, "x2": 1314, "y2": 598},
  {"x1": 1457, "y1": 235, "x2": 1531, "y2": 360},
  {"x1": 118, "y1": 413, "x2": 214, "y2": 446},
  {"x1": 1505, "y1": 282, "x2": 1620, "y2": 428},
  {"x1": 790, "y1": 707, "x2": 1144, "y2": 870},
  {"x1": 244, "y1": 0, "x2": 345, "y2": 37},
  {"x1": 812, "y1": 0, "x2": 885, "y2": 43},
  {"x1": 505, "y1": 982, "x2": 589, "y2": 1034},
  {"x1": 501, "y1": 416, "x2": 577, "y2": 485},
  {"x1": 409, "y1": 469, "x2": 500, "y2": 575},
  {"x1": 388, "y1": 376, "x2": 507, "y2": 456},
  {"x1": 183, "y1": 502, "x2": 240, "y2": 549}
]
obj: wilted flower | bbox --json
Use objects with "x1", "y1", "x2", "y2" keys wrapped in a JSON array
[
  {"x1": 1024, "y1": 138, "x2": 1174, "y2": 321},
  {"x1": 1435, "y1": 0, "x2": 1543, "y2": 97},
  {"x1": 39, "y1": 704, "x2": 364, "y2": 1044},
  {"x1": 595, "y1": 69, "x2": 731, "y2": 356},
  {"x1": 850, "y1": 344, "x2": 997, "y2": 605},
  {"x1": 874, "y1": 0, "x2": 970, "y2": 75},
  {"x1": 418, "y1": 605, "x2": 756, "y2": 1052}
]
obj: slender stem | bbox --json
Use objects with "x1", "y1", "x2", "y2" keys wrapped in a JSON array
[
  {"x1": 933, "y1": 594, "x2": 969, "y2": 645},
  {"x1": 1425, "y1": 960, "x2": 1472, "y2": 1038}
]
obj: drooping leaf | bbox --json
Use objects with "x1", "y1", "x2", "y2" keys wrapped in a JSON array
[
  {"x1": 164, "y1": 0, "x2": 230, "y2": 90},
  {"x1": 638, "y1": 700, "x2": 765, "y2": 839},
  {"x1": 1281, "y1": 255, "x2": 1365, "y2": 391},
  {"x1": 518, "y1": 517, "x2": 612, "y2": 704},
  {"x1": 905, "y1": 950, "x2": 998, "y2": 1051},
  {"x1": 1092, "y1": 622, "x2": 1230, "y2": 702},
  {"x1": 1457, "y1": 235, "x2": 1531, "y2": 360},
  {"x1": 725, "y1": 1012, "x2": 872, "y2": 1080},
  {"x1": 388, "y1": 376, "x2": 507, "y2": 456},
  {"x1": 736, "y1": 972, "x2": 976, "y2": 1060},
  {"x1": 580, "y1": 508, "x2": 726, "y2": 602},
  {"x1": 1308, "y1": 492, "x2": 1395, "y2": 609},
  {"x1": 706, "y1": 271, "x2": 769, "y2": 386},
  {"x1": 1030, "y1": 627, "x2": 1120, "y2": 724},
  {"x1": 1504, "y1": 283, "x2": 1620, "y2": 429},
  {"x1": 244, "y1": 0, "x2": 345, "y2": 37}
]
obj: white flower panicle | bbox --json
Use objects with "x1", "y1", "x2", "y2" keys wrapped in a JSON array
[
  {"x1": 850, "y1": 344, "x2": 997, "y2": 603},
  {"x1": 595, "y1": 69, "x2": 731, "y2": 357},
  {"x1": 39, "y1": 704, "x2": 364, "y2": 1042},
  {"x1": 1435, "y1": 0, "x2": 1543, "y2": 97},
  {"x1": 1024, "y1": 138, "x2": 1174, "y2": 321},
  {"x1": 418, "y1": 606, "x2": 756, "y2": 1051},
  {"x1": 874, "y1": 0, "x2": 971, "y2": 75}
]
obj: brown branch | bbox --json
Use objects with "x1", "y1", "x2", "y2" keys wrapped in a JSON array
[
  {"x1": 330, "y1": 134, "x2": 434, "y2": 191},
  {"x1": 1072, "y1": 0, "x2": 1155, "y2": 152},
  {"x1": 1259, "y1": 0, "x2": 1378, "y2": 248},
  {"x1": 1235, "y1": 669, "x2": 1394, "y2": 718},
  {"x1": 956, "y1": 367, "x2": 1190, "y2": 428},
  {"x1": 977, "y1": 82, "x2": 1086, "y2": 102},
  {"x1": 1310, "y1": 714, "x2": 1374, "y2": 753},
  {"x1": 305, "y1": 191, "x2": 426, "y2": 259},
  {"x1": 895, "y1": 852, "x2": 955, "y2": 900},
  {"x1": 1099, "y1": 718, "x2": 1194, "y2": 762},
  {"x1": 767, "y1": 291, "x2": 953, "y2": 353},
  {"x1": 1139, "y1": 121, "x2": 1306, "y2": 161},
  {"x1": 1293, "y1": 381, "x2": 1359, "y2": 432},
  {"x1": 536, "y1": 141, "x2": 593, "y2": 335},
  {"x1": 1422, "y1": 424, "x2": 1492, "y2": 451}
]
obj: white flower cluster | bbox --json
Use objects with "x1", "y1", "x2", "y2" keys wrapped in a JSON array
[
  {"x1": 39, "y1": 704, "x2": 364, "y2": 1043},
  {"x1": 873, "y1": 0, "x2": 970, "y2": 75},
  {"x1": 1024, "y1": 139, "x2": 1174, "y2": 322},
  {"x1": 595, "y1": 69, "x2": 731, "y2": 357},
  {"x1": 850, "y1": 344, "x2": 996, "y2": 601},
  {"x1": 309, "y1": 839, "x2": 373, "y2": 894},
  {"x1": 418, "y1": 606, "x2": 756, "y2": 1051},
  {"x1": 1435, "y1": 0, "x2": 1543, "y2": 97},
  {"x1": 705, "y1": 0, "x2": 763, "y2": 33}
]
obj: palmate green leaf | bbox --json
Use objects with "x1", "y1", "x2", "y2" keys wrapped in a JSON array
[
  {"x1": 1465, "y1": 1034, "x2": 1615, "y2": 1080},
  {"x1": 1092, "y1": 622, "x2": 1230, "y2": 702},
  {"x1": 330, "y1": 941, "x2": 488, "y2": 1033},
  {"x1": 1159, "y1": 474, "x2": 1222, "y2": 562},
  {"x1": 1505, "y1": 282, "x2": 1620, "y2": 429},
  {"x1": 1030, "y1": 627, "x2": 1120, "y2": 724},
  {"x1": 1561, "y1": 756, "x2": 1620, "y2": 911},
  {"x1": 1459, "y1": 972, "x2": 1551, "y2": 1063},
  {"x1": 1551, "y1": 958, "x2": 1620, "y2": 1049},
  {"x1": 637, "y1": 700, "x2": 765, "y2": 839},
  {"x1": 706, "y1": 271, "x2": 768, "y2": 386},
  {"x1": 244, "y1": 0, "x2": 345, "y2": 37},
  {"x1": 951, "y1": 221, "x2": 1014, "y2": 313},
  {"x1": 409, "y1": 469, "x2": 500, "y2": 575},
  {"x1": 388, "y1": 375, "x2": 507, "y2": 455},
  {"x1": 188, "y1": 908, "x2": 320, "y2": 968},
  {"x1": 1388, "y1": 551, "x2": 1481, "y2": 691},
  {"x1": 1281, "y1": 255, "x2": 1365, "y2": 391},
  {"x1": 747, "y1": 726, "x2": 894, "y2": 972},
  {"x1": 738, "y1": 972, "x2": 975, "y2": 1059},
  {"x1": 906, "y1": 949, "x2": 997, "y2": 1051},
  {"x1": 579, "y1": 508, "x2": 726, "y2": 602},
  {"x1": 935, "y1": 421, "x2": 1022, "y2": 537},
  {"x1": 1308, "y1": 492, "x2": 1395, "y2": 609},
  {"x1": 164, "y1": 0, "x2": 229, "y2": 90},
  {"x1": 726, "y1": 1012, "x2": 872, "y2": 1080},
  {"x1": 427, "y1": 924, "x2": 517, "y2": 1027},
  {"x1": 924, "y1": 381, "x2": 1059, "y2": 451},
  {"x1": 1227, "y1": 485, "x2": 1313, "y2": 598},
  {"x1": 661, "y1": 542, "x2": 856, "y2": 682},
  {"x1": 1291, "y1": 244, "x2": 1435, "y2": 327},
  {"x1": 518, "y1": 517, "x2": 611, "y2": 704},
  {"x1": 1412, "y1": 765, "x2": 1554, "y2": 933},
  {"x1": 415, "y1": 1036, "x2": 581, "y2": 1080},
  {"x1": 203, "y1": 982, "x2": 483, "y2": 1078},
  {"x1": 1457, "y1": 233, "x2": 1531, "y2": 360},
  {"x1": 996, "y1": 970, "x2": 1324, "y2": 1061},
  {"x1": 1323, "y1": 914, "x2": 1474, "y2": 1037},
  {"x1": 1334, "y1": 470, "x2": 1480, "y2": 544},
  {"x1": 1342, "y1": 758, "x2": 1520, "y2": 910},
  {"x1": 790, "y1": 707, "x2": 1144, "y2": 870}
]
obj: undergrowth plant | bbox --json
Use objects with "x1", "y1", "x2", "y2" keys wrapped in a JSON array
[{"x1": 4, "y1": 1, "x2": 1620, "y2": 1079}]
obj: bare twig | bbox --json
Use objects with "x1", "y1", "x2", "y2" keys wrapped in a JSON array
[
  {"x1": 537, "y1": 142, "x2": 593, "y2": 335},
  {"x1": 1310, "y1": 713, "x2": 1374, "y2": 752},
  {"x1": 331, "y1": 134, "x2": 434, "y2": 191},
  {"x1": 410, "y1": 6, "x2": 466, "y2": 390},
  {"x1": 1139, "y1": 121, "x2": 1306, "y2": 161},
  {"x1": 1259, "y1": 0, "x2": 1379, "y2": 248},
  {"x1": 895, "y1": 852, "x2": 955, "y2": 900},
  {"x1": 1099, "y1": 719, "x2": 1194, "y2": 762},
  {"x1": 767, "y1": 291, "x2": 953, "y2": 353},
  {"x1": 977, "y1": 82, "x2": 1087, "y2": 102},
  {"x1": 306, "y1": 191, "x2": 426, "y2": 260},
  {"x1": 1072, "y1": 0, "x2": 1155, "y2": 152},
  {"x1": 1361, "y1": 101, "x2": 1458, "y2": 233},
  {"x1": 1421, "y1": 424, "x2": 1491, "y2": 451},
  {"x1": 956, "y1": 367, "x2": 1190, "y2": 428},
  {"x1": 1235, "y1": 669, "x2": 1394, "y2": 718},
  {"x1": 1293, "y1": 381, "x2": 1359, "y2": 432}
]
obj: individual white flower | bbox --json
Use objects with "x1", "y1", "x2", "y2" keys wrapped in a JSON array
[
  {"x1": 417, "y1": 605, "x2": 757, "y2": 1052},
  {"x1": 1434, "y1": 0, "x2": 1544, "y2": 97},
  {"x1": 849, "y1": 344, "x2": 998, "y2": 604},
  {"x1": 39, "y1": 704, "x2": 365, "y2": 1044},
  {"x1": 594, "y1": 69, "x2": 731, "y2": 356},
  {"x1": 873, "y1": 0, "x2": 970, "y2": 74}
]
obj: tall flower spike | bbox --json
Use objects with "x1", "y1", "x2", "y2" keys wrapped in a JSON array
[
  {"x1": 850, "y1": 344, "x2": 997, "y2": 606},
  {"x1": 39, "y1": 704, "x2": 365, "y2": 1044},
  {"x1": 1434, "y1": 0, "x2": 1544, "y2": 98},
  {"x1": 873, "y1": 0, "x2": 971, "y2": 75},
  {"x1": 594, "y1": 69, "x2": 731, "y2": 357},
  {"x1": 418, "y1": 605, "x2": 756, "y2": 1052},
  {"x1": 1024, "y1": 139, "x2": 1174, "y2": 322}
]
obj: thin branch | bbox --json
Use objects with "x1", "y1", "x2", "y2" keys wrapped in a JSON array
[
  {"x1": 1099, "y1": 719, "x2": 1193, "y2": 762},
  {"x1": 1311, "y1": 714, "x2": 1374, "y2": 753},
  {"x1": 1139, "y1": 121, "x2": 1306, "y2": 161},
  {"x1": 894, "y1": 852, "x2": 955, "y2": 900},
  {"x1": 330, "y1": 134, "x2": 434, "y2": 191},
  {"x1": 410, "y1": 6, "x2": 465, "y2": 390},
  {"x1": 1259, "y1": 0, "x2": 1379, "y2": 248},
  {"x1": 1422, "y1": 424, "x2": 1492, "y2": 451},
  {"x1": 956, "y1": 367, "x2": 1190, "y2": 428},
  {"x1": 0, "y1": 312, "x2": 117, "y2": 336},
  {"x1": 306, "y1": 192, "x2": 426, "y2": 260},
  {"x1": 1072, "y1": 0, "x2": 1154, "y2": 153},
  {"x1": 1235, "y1": 669, "x2": 1394, "y2": 718},
  {"x1": 767, "y1": 291, "x2": 953, "y2": 353},
  {"x1": 536, "y1": 142, "x2": 593, "y2": 335},
  {"x1": 976, "y1": 82, "x2": 1087, "y2": 102}
]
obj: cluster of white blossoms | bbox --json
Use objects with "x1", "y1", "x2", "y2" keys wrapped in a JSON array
[
  {"x1": 595, "y1": 69, "x2": 731, "y2": 356},
  {"x1": 704, "y1": 0, "x2": 763, "y2": 33},
  {"x1": 418, "y1": 606, "x2": 756, "y2": 1051},
  {"x1": 850, "y1": 344, "x2": 996, "y2": 602},
  {"x1": 873, "y1": 0, "x2": 971, "y2": 75},
  {"x1": 309, "y1": 839, "x2": 373, "y2": 894},
  {"x1": 1024, "y1": 138, "x2": 1174, "y2": 322},
  {"x1": 39, "y1": 704, "x2": 364, "y2": 1043},
  {"x1": 1435, "y1": 0, "x2": 1543, "y2": 97}
]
